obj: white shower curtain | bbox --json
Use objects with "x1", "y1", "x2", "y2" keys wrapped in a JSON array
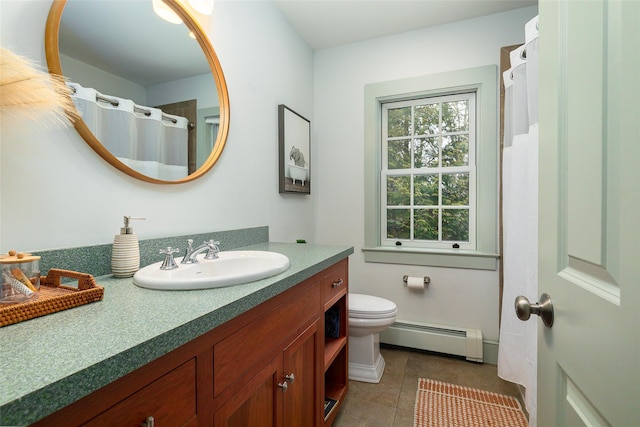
[
  {"x1": 68, "y1": 82, "x2": 189, "y2": 180},
  {"x1": 498, "y1": 15, "x2": 539, "y2": 427}
]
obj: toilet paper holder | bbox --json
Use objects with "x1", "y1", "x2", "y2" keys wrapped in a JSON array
[{"x1": 403, "y1": 275, "x2": 430, "y2": 285}]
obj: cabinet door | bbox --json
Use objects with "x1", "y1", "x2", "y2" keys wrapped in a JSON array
[
  {"x1": 214, "y1": 356, "x2": 283, "y2": 427},
  {"x1": 283, "y1": 322, "x2": 319, "y2": 427}
]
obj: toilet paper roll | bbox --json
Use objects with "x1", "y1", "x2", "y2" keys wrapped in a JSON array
[{"x1": 406, "y1": 276, "x2": 425, "y2": 290}]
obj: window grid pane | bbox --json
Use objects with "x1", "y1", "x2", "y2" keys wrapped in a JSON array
[
  {"x1": 442, "y1": 208, "x2": 470, "y2": 241},
  {"x1": 387, "y1": 139, "x2": 411, "y2": 169},
  {"x1": 442, "y1": 100, "x2": 470, "y2": 133},
  {"x1": 414, "y1": 208, "x2": 439, "y2": 240},
  {"x1": 387, "y1": 107, "x2": 411, "y2": 137},
  {"x1": 442, "y1": 173, "x2": 469, "y2": 206},
  {"x1": 413, "y1": 174, "x2": 439, "y2": 206},
  {"x1": 413, "y1": 137, "x2": 439, "y2": 168},
  {"x1": 442, "y1": 135, "x2": 469, "y2": 166},
  {"x1": 387, "y1": 209, "x2": 410, "y2": 239},
  {"x1": 387, "y1": 175, "x2": 411, "y2": 206}
]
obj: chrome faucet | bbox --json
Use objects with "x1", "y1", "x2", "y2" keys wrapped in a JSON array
[{"x1": 181, "y1": 239, "x2": 220, "y2": 264}]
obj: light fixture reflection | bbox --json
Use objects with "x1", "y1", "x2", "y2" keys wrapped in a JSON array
[
  {"x1": 153, "y1": 0, "x2": 214, "y2": 25},
  {"x1": 152, "y1": 0, "x2": 183, "y2": 24}
]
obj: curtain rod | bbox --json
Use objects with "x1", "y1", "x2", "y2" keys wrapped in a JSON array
[{"x1": 71, "y1": 86, "x2": 181, "y2": 125}]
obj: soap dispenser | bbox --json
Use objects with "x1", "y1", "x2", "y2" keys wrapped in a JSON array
[{"x1": 111, "y1": 216, "x2": 145, "y2": 278}]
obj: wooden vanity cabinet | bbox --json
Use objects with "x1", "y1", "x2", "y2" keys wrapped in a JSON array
[{"x1": 32, "y1": 259, "x2": 349, "y2": 427}]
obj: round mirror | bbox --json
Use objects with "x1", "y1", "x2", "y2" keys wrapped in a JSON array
[{"x1": 45, "y1": 0, "x2": 229, "y2": 184}]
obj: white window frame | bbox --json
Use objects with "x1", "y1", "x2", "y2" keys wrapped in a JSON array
[
  {"x1": 363, "y1": 65, "x2": 499, "y2": 270},
  {"x1": 381, "y1": 92, "x2": 477, "y2": 250}
]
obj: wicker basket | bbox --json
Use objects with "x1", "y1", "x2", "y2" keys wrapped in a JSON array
[{"x1": 0, "y1": 269, "x2": 104, "y2": 327}]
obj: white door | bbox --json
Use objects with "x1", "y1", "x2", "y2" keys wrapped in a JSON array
[{"x1": 536, "y1": 0, "x2": 639, "y2": 426}]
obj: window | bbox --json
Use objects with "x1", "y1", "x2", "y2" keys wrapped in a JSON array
[
  {"x1": 196, "y1": 106, "x2": 220, "y2": 169},
  {"x1": 363, "y1": 65, "x2": 499, "y2": 270},
  {"x1": 382, "y1": 93, "x2": 476, "y2": 250}
]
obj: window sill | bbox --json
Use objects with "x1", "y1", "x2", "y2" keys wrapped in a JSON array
[{"x1": 362, "y1": 246, "x2": 499, "y2": 270}]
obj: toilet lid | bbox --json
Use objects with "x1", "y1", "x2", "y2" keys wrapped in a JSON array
[{"x1": 349, "y1": 293, "x2": 397, "y2": 319}]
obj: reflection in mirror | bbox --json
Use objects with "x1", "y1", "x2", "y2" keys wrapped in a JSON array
[{"x1": 45, "y1": 0, "x2": 229, "y2": 184}]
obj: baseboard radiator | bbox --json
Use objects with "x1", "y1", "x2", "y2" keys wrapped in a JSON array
[{"x1": 379, "y1": 320, "x2": 483, "y2": 363}]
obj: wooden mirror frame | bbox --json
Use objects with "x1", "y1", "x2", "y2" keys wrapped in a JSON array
[{"x1": 44, "y1": 0, "x2": 230, "y2": 184}]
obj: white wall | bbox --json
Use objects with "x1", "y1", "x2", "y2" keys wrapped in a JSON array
[
  {"x1": 313, "y1": 6, "x2": 538, "y2": 342},
  {"x1": 147, "y1": 73, "x2": 218, "y2": 109},
  {"x1": 61, "y1": 54, "x2": 148, "y2": 104},
  {"x1": 0, "y1": 0, "x2": 314, "y2": 252}
]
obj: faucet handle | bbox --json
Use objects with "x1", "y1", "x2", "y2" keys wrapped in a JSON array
[
  {"x1": 204, "y1": 240, "x2": 221, "y2": 260},
  {"x1": 160, "y1": 247, "x2": 180, "y2": 255},
  {"x1": 159, "y1": 247, "x2": 180, "y2": 270}
]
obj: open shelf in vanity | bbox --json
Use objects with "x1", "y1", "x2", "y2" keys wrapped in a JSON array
[{"x1": 321, "y1": 260, "x2": 349, "y2": 425}]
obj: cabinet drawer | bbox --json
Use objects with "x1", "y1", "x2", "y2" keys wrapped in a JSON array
[
  {"x1": 84, "y1": 358, "x2": 197, "y2": 426},
  {"x1": 214, "y1": 282, "x2": 320, "y2": 396},
  {"x1": 322, "y1": 260, "x2": 348, "y2": 308}
]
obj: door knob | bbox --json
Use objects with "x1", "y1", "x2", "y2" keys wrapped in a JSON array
[{"x1": 515, "y1": 293, "x2": 554, "y2": 328}]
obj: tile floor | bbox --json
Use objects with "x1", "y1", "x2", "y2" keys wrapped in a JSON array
[{"x1": 332, "y1": 345, "x2": 525, "y2": 427}]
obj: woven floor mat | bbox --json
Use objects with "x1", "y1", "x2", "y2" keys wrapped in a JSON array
[{"x1": 414, "y1": 378, "x2": 528, "y2": 427}]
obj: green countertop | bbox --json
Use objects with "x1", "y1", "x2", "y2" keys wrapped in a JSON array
[{"x1": 0, "y1": 242, "x2": 353, "y2": 425}]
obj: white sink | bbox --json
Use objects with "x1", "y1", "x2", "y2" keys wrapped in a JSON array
[{"x1": 133, "y1": 250, "x2": 290, "y2": 290}]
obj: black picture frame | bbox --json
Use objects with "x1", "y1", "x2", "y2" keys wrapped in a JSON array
[{"x1": 278, "y1": 104, "x2": 311, "y2": 194}]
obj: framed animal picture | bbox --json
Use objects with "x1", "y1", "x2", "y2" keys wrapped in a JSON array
[{"x1": 278, "y1": 104, "x2": 311, "y2": 194}]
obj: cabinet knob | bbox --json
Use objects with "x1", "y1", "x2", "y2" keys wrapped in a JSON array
[
  {"x1": 277, "y1": 381, "x2": 288, "y2": 392},
  {"x1": 285, "y1": 373, "x2": 295, "y2": 384},
  {"x1": 332, "y1": 279, "x2": 344, "y2": 288},
  {"x1": 141, "y1": 416, "x2": 155, "y2": 427}
]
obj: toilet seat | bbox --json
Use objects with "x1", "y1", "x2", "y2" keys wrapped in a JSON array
[{"x1": 349, "y1": 293, "x2": 397, "y2": 319}]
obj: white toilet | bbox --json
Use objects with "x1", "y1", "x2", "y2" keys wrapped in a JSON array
[{"x1": 348, "y1": 293, "x2": 397, "y2": 383}]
